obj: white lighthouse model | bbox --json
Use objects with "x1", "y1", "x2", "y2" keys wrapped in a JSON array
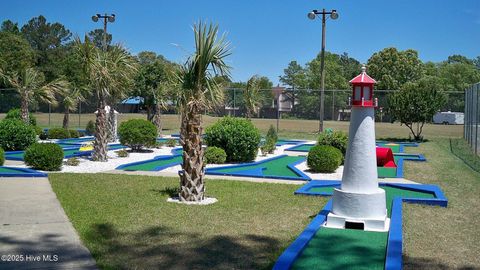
[{"x1": 325, "y1": 65, "x2": 389, "y2": 232}]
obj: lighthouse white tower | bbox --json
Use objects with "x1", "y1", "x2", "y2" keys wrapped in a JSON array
[{"x1": 325, "y1": 65, "x2": 389, "y2": 232}]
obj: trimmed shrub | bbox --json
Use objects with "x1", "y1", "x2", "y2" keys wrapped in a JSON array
[
  {"x1": 118, "y1": 119, "x2": 157, "y2": 151},
  {"x1": 317, "y1": 130, "x2": 348, "y2": 156},
  {"x1": 204, "y1": 146, "x2": 227, "y2": 164},
  {"x1": 166, "y1": 139, "x2": 177, "y2": 147},
  {"x1": 24, "y1": 143, "x2": 64, "y2": 171},
  {"x1": 65, "y1": 157, "x2": 80, "y2": 166},
  {"x1": 0, "y1": 119, "x2": 37, "y2": 151},
  {"x1": 47, "y1": 128, "x2": 71, "y2": 139},
  {"x1": 86, "y1": 120, "x2": 96, "y2": 136},
  {"x1": 205, "y1": 117, "x2": 261, "y2": 162},
  {"x1": 69, "y1": 129, "x2": 80, "y2": 138},
  {"x1": 116, "y1": 149, "x2": 129, "y2": 158},
  {"x1": 0, "y1": 147, "x2": 4, "y2": 166},
  {"x1": 39, "y1": 131, "x2": 48, "y2": 140},
  {"x1": 260, "y1": 139, "x2": 276, "y2": 156},
  {"x1": 266, "y1": 124, "x2": 278, "y2": 143},
  {"x1": 34, "y1": 126, "x2": 44, "y2": 136},
  {"x1": 307, "y1": 145, "x2": 343, "y2": 173},
  {"x1": 5, "y1": 108, "x2": 36, "y2": 126}
]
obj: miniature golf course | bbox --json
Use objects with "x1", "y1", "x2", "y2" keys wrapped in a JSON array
[
  {"x1": 287, "y1": 142, "x2": 418, "y2": 154},
  {"x1": 275, "y1": 182, "x2": 446, "y2": 270},
  {"x1": 117, "y1": 154, "x2": 183, "y2": 171},
  {"x1": 206, "y1": 155, "x2": 309, "y2": 180}
]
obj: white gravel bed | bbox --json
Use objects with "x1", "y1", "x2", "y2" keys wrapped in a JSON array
[{"x1": 295, "y1": 162, "x2": 344, "y2": 180}]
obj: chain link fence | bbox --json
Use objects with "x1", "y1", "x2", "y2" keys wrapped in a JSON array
[
  {"x1": 0, "y1": 87, "x2": 466, "y2": 129},
  {"x1": 464, "y1": 83, "x2": 480, "y2": 155}
]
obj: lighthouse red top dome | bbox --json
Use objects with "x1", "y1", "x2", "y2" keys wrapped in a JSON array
[
  {"x1": 349, "y1": 65, "x2": 377, "y2": 107},
  {"x1": 349, "y1": 66, "x2": 376, "y2": 84}
]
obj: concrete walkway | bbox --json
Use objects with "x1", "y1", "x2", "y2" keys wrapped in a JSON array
[{"x1": 0, "y1": 177, "x2": 97, "y2": 270}]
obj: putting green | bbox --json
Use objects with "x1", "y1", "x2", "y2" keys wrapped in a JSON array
[
  {"x1": 0, "y1": 167, "x2": 23, "y2": 173},
  {"x1": 208, "y1": 156, "x2": 306, "y2": 178},
  {"x1": 120, "y1": 155, "x2": 183, "y2": 171},
  {"x1": 291, "y1": 186, "x2": 434, "y2": 269}
]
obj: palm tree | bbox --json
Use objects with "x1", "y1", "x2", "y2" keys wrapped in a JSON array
[
  {"x1": 62, "y1": 86, "x2": 87, "y2": 130},
  {"x1": 0, "y1": 68, "x2": 68, "y2": 124},
  {"x1": 177, "y1": 22, "x2": 231, "y2": 202},
  {"x1": 151, "y1": 83, "x2": 170, "y2": 137},
  {"x1": 74, "y1": 36, "x2": 137, "y2": 161},
  {"x1": 243, "y1": 75, "x2": 264, "y2": 119}
]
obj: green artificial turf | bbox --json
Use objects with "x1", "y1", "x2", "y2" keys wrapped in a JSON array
[
  {"x1": 377, "y1": 167, "x2": 397, "y2": 178},
  {"x1": 120, "y1": 155, "x2": 183, "y2": 171},
  {"x1": 0, "y1": 167, "x2": 22, "y2": 173},
  {"x1": 378, "y1": 144, "x2": 401, "y2": 153},
  {"x1": 289, "y1": 144, "x2": 314, "y2": 152},
  {"x1": 211, "y1": 156, "x2": 305, "y2": 178},
  {"x1": 291, "y1": 186, "x2": 435, "y2": 269}
]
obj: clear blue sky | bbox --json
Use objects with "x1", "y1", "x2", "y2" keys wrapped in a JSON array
[{"x1": 1, "y1": 0, "x2": 479, "y2": 84}]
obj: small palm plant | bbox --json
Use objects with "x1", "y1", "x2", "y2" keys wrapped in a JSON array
[
  {"x1": 243, "y1": 75, "x2": 264, "y2": 119},
  {"x1": 74, "y1": 36, "x2": 137, "y2": 161},
  {"x1": 0, "y1": 67, "x2": 68, "y2": 124},
  {"x1": 62, "y1": 86, "x2": 87, "y2": 130},
  {"x1": 176, "y1": 22, "x2": 231, "y2": 202}
]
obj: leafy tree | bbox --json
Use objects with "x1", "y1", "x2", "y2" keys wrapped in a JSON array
[
  {"x1": 21, "y1": 15, "x2": 72, "y2": 81},
  {"x1": 0, "y1": 67, "x2": 68, "y2": 123},
  {"x1": 279, "y1": 60, "x2": 307, "y2": 111},
  {"x1": 438, "y1": 60, "x2": 480, "y2": 92},
  {"x1": 74, "y1": 36, "x2": 137, "y2": 161},
  {"x1": 1, "y1": 20, "x2": 20, "y2": 34},
  {"x1": 133, "y1": 51, "x2": 176, "y2": 121},
  {"x1": 367, "y1": 47, "x2": 424, "y2": 89},
  {"x1": 0, "y1": 32, "x2": 35, "y2": 73},
  {"x1": 87, "y1": 29, "x2": 112, "y2": 49},
  {"x1": 387, "y1": 76, "x2": 446, "y2": 140},
  {"x1": 177, "y1": 22, "x2": 231, "y2": 202}
]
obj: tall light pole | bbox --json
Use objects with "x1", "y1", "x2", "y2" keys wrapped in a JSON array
[
  {"x1": 91, "y1": 13, "x2": 115, "y2": 51},
  {"x1": 308, "y1": 9, "x2": 339, "y2": 133}
]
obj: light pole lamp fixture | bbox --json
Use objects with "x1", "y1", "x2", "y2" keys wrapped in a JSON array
[
  {"x1": 307, "y1": 8, "x2": 338, "y2": 133},
  {"x1": 91, "y1": 13, "x2": 116, "y2": 51}
]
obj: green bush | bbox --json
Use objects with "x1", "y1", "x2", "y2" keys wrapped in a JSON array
[
  {"x1": 0, "y1": 119, "x2": 37, "y2": 151},
  {"x1": 260, "y1": 139, "x2": 276, "y2": 156},
  {"x1": 5, "y1": 108, "x2": 36, "y2": 126},
  {"x1": 166, "y1": 139, "x2": 177, "y2": 147},
  {"x1": 116, "y1": 149, "x2": 129, "y2": 158},
  {"x1": 65, "y1": 157, "x2": 80, "y2": 166},
  {"x1": 39, "y1": 131, "x2": 48, "y2": 140},
  {"x1": 307, "y1": 145, "x2": 343, "y2": 173},
  {"x1": 0, "y1": 147, "x2": 4, "y2": 166},
  {"x1": 205, "y1": 117, "x2": 260, "y2": 162},
  {"x1": 24, "y1": 143, "x2": 64, "y2": 171},
  {"x1": 204, "y1": 146, "x2": 227, "y2": 164},
  {"x1": 47, "y1": 128, "x2": 71, "y2": 139},
  {"x1": 118, "y1": 119, "x2": 157, "y2": 151},
  {"x1": 86, "y1": 120, "x2": 96, "y2": 136},
  {"x1": 317, "y1": 130, "x2": 348, "y2": 156},
  {"x1": 69, "y1": 129, "x2": 80, "y2": 138},
  {"x1": 34, "y1": 126, "x2": 44, "y2": 136},
  {"x1": 266, "y1": 124, "x2": 278, "y2": 144}
]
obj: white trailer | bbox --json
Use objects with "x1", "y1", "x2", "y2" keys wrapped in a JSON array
[{"x1": 433, "y1": 111, "x2": 464, "y2": 125}]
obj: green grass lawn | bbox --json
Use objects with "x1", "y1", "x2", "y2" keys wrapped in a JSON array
[{"x1": 48, "y1": 137, "x2": 480, "y2": 269}]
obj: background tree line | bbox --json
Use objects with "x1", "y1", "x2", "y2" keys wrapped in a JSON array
[{"x1": 1, "y1": 15, "x2": 479, "y2": 123}]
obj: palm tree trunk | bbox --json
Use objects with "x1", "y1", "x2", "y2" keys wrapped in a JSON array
[
  {"x1": 63, "y1": 109, "x2": 70, "y2": 130},
  {"x1": 152, "y1": 103, "x2": 163, "y2": 137},
  {"x1": 20, "y1": 97, "x2": 30, "y2": 124},
  {"x1": 92, "y1": 93, "x2": 108, "y2": 161},
  {"x1": 178, "y1": 102, "x2": 205, "y2": 202},
  {"x1": 107, "y1": 105, "x2": 117, "y2": 142}
]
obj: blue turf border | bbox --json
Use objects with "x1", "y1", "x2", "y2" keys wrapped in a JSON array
[
  {"x1": 274, "y1": 181, "x2": 447, "y2": 270},
  {"x1": 116, "y1": 148, "x2": 183, "y2": 171},
  {"x1": 0, "y1": 166, "x2": 48, "y2": 177},
  {"x1": 284, "y1": 143, "x2": 315, "y2": 152},
  {"x1": 205, "y1": 154, "x2": 311, "y2": 181}
]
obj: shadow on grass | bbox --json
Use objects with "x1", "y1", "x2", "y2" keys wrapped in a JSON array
[
  {"x1": 84, "y1": 222, "x2": 282, "y2": 270},
  {"x1": 150, "y1": 187, "x2": 179, "y2": 197},
  {"x1": 378, "y1": 137, "x2": 429, "y2": 143},
  {"x1": 404, "y1": 255, "x2": 478, "y2": 270}
]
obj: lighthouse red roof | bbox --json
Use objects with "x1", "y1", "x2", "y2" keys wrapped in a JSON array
[{"x1": 349, "y1": 66, "x2": 376, "y2": 84}]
